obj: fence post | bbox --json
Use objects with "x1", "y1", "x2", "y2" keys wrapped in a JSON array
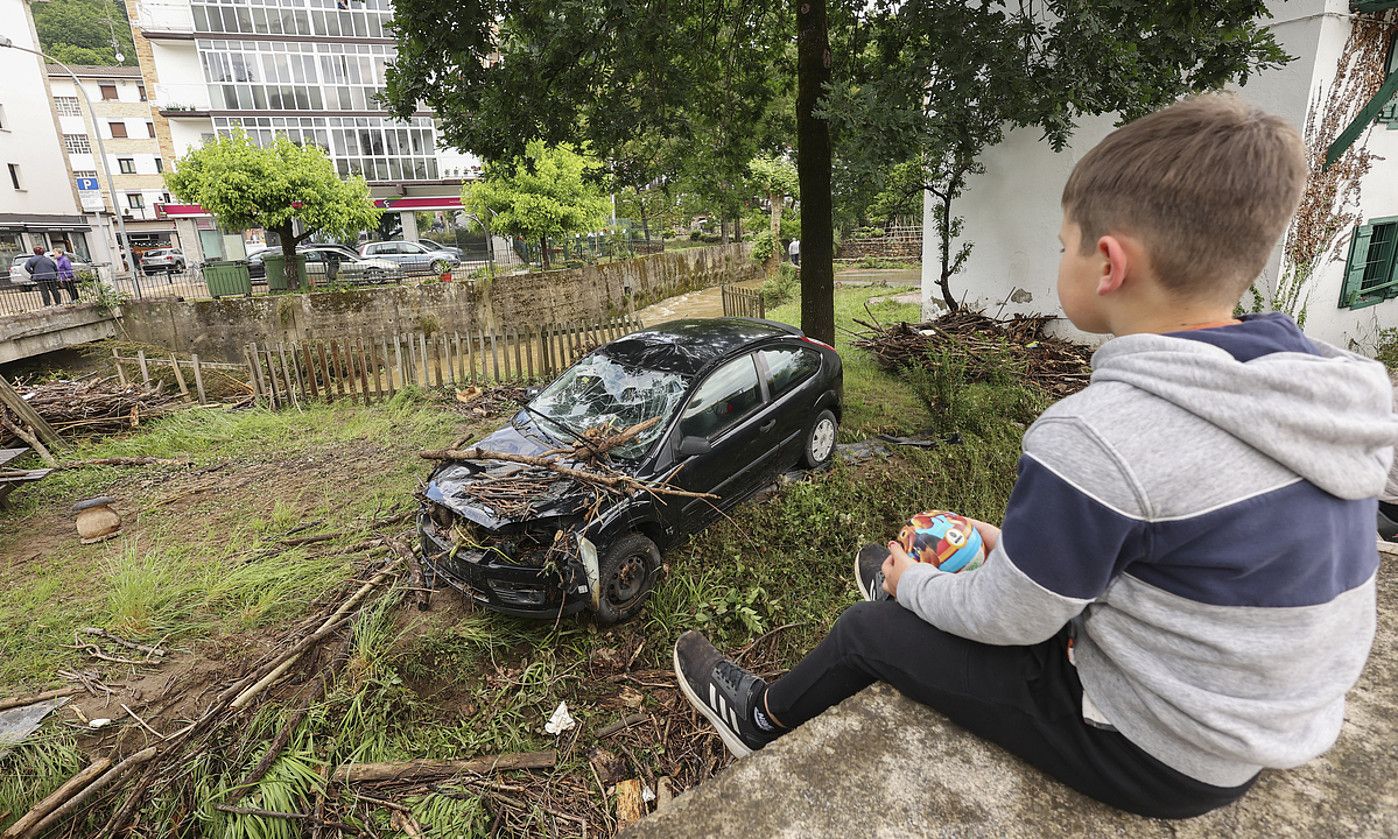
[
  {"x1": 112, "y1": 349, "x2": 128, "y2": 387},
  {"x1": 191, "y1": 354, "x2": 207, "y2": 404}
]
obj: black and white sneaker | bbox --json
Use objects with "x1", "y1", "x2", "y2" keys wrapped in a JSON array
[
  {"x1": 854, "y1": 543, "x2": 892, "y2": 602},
  {"x1": 673, "y1": 631, "x2": 776, "y2": 758}
]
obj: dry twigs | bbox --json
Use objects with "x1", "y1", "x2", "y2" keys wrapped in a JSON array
[{"x1": 0, "y1": 375, "x2": 180, "y2": 448}]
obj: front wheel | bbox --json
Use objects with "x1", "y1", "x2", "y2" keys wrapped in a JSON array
[
  {"x1": 802, "y1": 408, "x2": 839, "y2": 469},
  {"x1": 591, "y1": 532, "x2": 661, "y2": 626}
]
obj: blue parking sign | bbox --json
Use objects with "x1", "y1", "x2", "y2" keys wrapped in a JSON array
[{"x1": 76, "y1": 177, "x2": 100, "y2": 191}]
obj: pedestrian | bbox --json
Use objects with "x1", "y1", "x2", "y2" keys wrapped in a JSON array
[
  {"x1": 24, "y1": 246, "x2": 61, "y2": 307},
  {"x1": 787, "y1": 238, "x2": 800, "y2": 266},
  {"x1": 54, "y1": 247, "x2": 79, "y2": 304}
]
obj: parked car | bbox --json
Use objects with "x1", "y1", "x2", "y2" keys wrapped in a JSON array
[
  {"x1": 418, "y1": 318, "x2": 843, "y2": 624},
  {"x1": 299, "y1": 245, "x2": 401, "y2": 284},
  {"x1": 359, "y1": 240, "x2": 460, "y2": 273},
  {"x1": 416, "y1": 238, "x2": 466, "y2": 260},
  {"x1": 5, "y1": 253, "x2": 96, "y2": 289},
  {"x1": 140, "y1": 248, "x2": 187, "y2": 275}
]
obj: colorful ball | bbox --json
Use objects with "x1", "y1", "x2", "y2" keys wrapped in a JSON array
[{"x1": 897, "y1": 510, "x2": 986, "y2": 573}]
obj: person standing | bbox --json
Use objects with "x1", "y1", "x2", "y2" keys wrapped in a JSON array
[
  {"x1": 788, "y1": 238, "x2": 800, "y2": 266},
  {"x1": 54, "y1": 247, "x2": 79, "y2": 303},
  {"x1": 24, "y1": 246, "x2": 61, "y2": 307}
]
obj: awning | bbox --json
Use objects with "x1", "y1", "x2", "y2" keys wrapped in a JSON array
[{"x1": 374, "y1": 196, "x2": 463, "y2": 210}]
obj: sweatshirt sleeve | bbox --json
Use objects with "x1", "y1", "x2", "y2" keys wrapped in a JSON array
[{"x1": 896, "y1": 417, "x2": 1150, "y2": 645}]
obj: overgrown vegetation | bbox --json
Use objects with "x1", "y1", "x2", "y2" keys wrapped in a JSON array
[{"x1": 0, "y1": 286, "x2": 1047, "y2": 835}]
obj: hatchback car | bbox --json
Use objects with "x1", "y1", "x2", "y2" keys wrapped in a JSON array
[
  {"x1": 359, "y1": 240, "x2": 460, "y2": 273},
  {"x1": 299, "y1": 245, "x2": 401, "y2": 283},
  {"x1": 418, "y1": 318, "x2": 843, "y2": 624},
  {"x1": 140, "y1": 248, "x2": 187, "y2": 275}
]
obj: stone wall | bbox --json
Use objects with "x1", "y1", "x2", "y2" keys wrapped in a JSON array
[
  {"x1": 836, "y1": 225, "x2": 923, "y2": 261},
  {"x1": 118, "y1": 244, "x2": 759, "y2": 363}
]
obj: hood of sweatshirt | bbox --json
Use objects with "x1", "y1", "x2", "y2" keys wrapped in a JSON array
[{"x1": 1090, "y1": 314, "x2": 1398, "y2": 500}]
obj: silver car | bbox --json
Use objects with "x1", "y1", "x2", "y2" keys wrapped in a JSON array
[
  {"x1": 6, "y1": 253, "x2": 95, "y2": 288},
  {"x1": 358, "y1": 240, "x2": 460, "y2": 273},
  {"x1": 140, "y1": 248, "x2": 187, "y2": 275},
  {"x1": 299, "y1": 245, "x2": 402, "y2": 284}
]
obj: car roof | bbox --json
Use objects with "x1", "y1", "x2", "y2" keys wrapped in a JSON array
[{"x1": 602, "y1": 318, "x2": 802, "y2": 376}]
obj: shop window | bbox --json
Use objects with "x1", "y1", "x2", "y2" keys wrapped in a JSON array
[
  {"x1": 1340, "y1": 218, "x2": 1398, "y2": 309},
  {"x1": 118, "y1": 158, "x2": 136, "y2": 174},
  {"x1": 109, "y1": 121, "x2": 128, "y2": 139},
  {"x1": 0, "y1": 230, "x2": 23, "y2": 263}
]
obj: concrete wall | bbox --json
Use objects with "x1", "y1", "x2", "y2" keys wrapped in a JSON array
[
  {"x1": 118, "y1": 244, "x2": 760, "y2": 362},
  {"x1": 921, "y1": 0, "x2": 1398, "y2": 350},
  {"x1": 0, "y1": 304, "x2": 119, "y2": 365}
]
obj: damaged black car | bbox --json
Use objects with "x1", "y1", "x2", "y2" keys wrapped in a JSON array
[{"x1": 419, "y1": 318, "x2": 843, "y2": 624}]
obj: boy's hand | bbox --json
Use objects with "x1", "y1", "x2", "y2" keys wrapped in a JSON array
[
  {"x1": 966, "y1": 518, "x2": 1001, "y2": 553},
  {"x1": 881, "y1": 541, "x2": 918, "y2": 598}
]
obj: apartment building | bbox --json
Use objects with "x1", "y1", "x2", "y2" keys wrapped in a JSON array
[
  {"x1": 45, "y1": 64, "x2": 181, "y2": 258},
  {"x1": 125, "y1": 0, "x2": 479, "y2": 247},
  {"x1": 0, "y1": 0, "x2": 98, "y2": 267}
]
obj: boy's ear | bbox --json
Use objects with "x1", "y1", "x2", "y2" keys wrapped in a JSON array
[{"x1": 1095, "y1": 234, "x2": 1129, "y2": 297}]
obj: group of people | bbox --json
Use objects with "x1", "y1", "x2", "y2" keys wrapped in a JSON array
[{"x1": 22, "y1": 246, "x2": 81, "y2": 307}]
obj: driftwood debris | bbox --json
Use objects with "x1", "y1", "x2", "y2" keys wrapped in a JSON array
[
  {"x1": 330, "y1": 750, "x2": 558, "y2": 784},
  {"x1": 0, "y1": 686, "x2": 81, "y2": 713},
  {"x1": 0, "y1": 375, "x2": 180, "y2": 448},
  {"x1": 0, "y1": 757, "x2": 112, "y2": 839},
  {"x1": 614, "y1": 778, "x2": 645, "y2": 827}
]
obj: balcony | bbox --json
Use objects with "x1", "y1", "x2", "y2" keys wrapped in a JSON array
[
  {"x1": 154, "y1": 83, "x2": 211, "y2": 116},
  {"x1": 136, "y1": 1, "x2": 195, "y2": 37}
]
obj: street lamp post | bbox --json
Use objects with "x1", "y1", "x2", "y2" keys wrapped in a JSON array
[{"x1": 0, "y1": 37, "x2": 141, "y2": 299}]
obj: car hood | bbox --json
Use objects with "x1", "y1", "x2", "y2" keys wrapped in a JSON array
[{"x1": 425, "y1": 418, "x2": 599, "y2": 529}]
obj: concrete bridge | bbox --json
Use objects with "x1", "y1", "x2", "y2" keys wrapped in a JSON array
[{"x1": 0, "y1": 304, "x2": 120, "y2": 365}]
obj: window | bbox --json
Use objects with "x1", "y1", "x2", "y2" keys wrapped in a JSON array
[
  {"x1": 109, "y1": 121, "x2": 128, "y2": 139},
  {"x1": 73, "y1": 169, "x2": 98, "y2": 179},
  {"x1": 0, "y1": 103, "x2": 6, "y2": 130},
  {"x1": 155, "y1": 158, "x2": 164, "y2": 173},
  {"x1": 127, "y1": 193, "x2": 146, "y2": 209},
  {"x1": 7, "y1": 164, "x2": 20, "y2": 190},
  {"x1": 760, "y1": 348, "x2": 822, "y2": 399},
  {"x1": 54, "y1": 96, "x2": 81, "y2": 116},
  {"x1": 62, "y1": 134, "x2": 91, "y2": 153},
  {"x1": 118, "y1": 158, "x2": 136, "y2": 174},
  {"x1": 147, "y1": 121, "x2": 157, "y2": 138},
  {"x1": 99, "y1": 84, "x2": 118, "y2": 101},
  {"x1": 1340, "y1": 218, "x2": 1398, "y2": 309},
  {"x1": 680, "y1": 355, "x2": 764, "y2": 439},
  {"x1": 138, "y1": 85, "x2": 147, "y2": 101},
  {"x1": 1380, "y1": 36, "x2": 1397, "y2": 127}
]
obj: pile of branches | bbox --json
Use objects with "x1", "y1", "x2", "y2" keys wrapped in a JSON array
[
  {"x1": 0, "y1": 375, "x2": 181, "y2": 447},
  {"x1": 420, "y1": 416, "x2": 711, "y2": 524},
  {"x1": 450, "y1": 384, "x2": 529, "y2": 417},
  {"x1": 854, "y1": 310, "x2": 1093, "y2": 399}
]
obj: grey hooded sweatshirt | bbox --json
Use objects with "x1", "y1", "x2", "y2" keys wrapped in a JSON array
[{"x1": 898, "y1": 313, "x2": 1397, "y2": 787}]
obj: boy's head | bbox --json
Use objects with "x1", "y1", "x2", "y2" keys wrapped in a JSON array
[{"x1": 1058, "y1": 94, "x2": 1305, "y2": 333}]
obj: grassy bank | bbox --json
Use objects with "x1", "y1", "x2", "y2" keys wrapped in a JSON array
[{"x1": 0, "y1": 286, "x2": 1030, "y2": 836}]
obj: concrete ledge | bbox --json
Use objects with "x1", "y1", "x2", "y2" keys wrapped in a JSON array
[
  {"x1": 628, "y1": 559, "x2": 1398, "y2": 838},
  {"x1": 0, "y1": 304, "x2": 118, "y2": 364}
]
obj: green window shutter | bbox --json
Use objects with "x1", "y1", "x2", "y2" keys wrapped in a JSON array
[
  {"x1": 1385, "y1": 36, "x2": 1398, "y2": 127},
  {"x1": 1340, "y1": 224, "x2": 1373, "y2": 309}
]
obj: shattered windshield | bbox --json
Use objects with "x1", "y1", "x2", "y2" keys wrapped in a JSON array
[{"x1": 527, "y1": 353, "x2": 689, "y2": 460}]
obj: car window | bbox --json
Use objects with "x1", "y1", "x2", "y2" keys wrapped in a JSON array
[
  {"x1": 403, "y1": 242, "x2": 426, "y2": 254},
  {"x1": 364, "y1": 243, "x2": 385, "y2": 255},
  {"x1": 679, "y1": 354, "x2": 763, "y2": 440},
  {"x1": 760, "y1": 347, "x2": 821, "y2": 399}
]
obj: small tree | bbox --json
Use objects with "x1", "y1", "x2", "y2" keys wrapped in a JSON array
[
  {"x1": 165, "y1": 131, "x2": 380, "y2": 288},
  {"x1": 748, "y1": 155, "x2": 799, "y2": 275},
  {"x1": 462, "y1": 141, "x2": 612, "y2": 269}
]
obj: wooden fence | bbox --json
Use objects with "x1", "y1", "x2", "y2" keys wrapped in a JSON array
[
  {"x1": 721, "y1": 284, "x2": 765, "y2": 319},
  {"x1": 244, "y1": 315, "x2": 644, "y2": 408},
  {"x1": 112, "y1": 349, "x2": 245, "y2": 405}
]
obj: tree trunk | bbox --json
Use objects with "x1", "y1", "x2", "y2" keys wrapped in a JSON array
[
  {"x1": 720, "y1": 218, "x2": 729, "y2": 245},
  {"x1": 278, "y1": 224, "x2": 301, "y2": 291},
  {"x1": 767, "y1": 190, "x2": 784, "y2": 275},
  {"x1": 539, "y1": 235, "x2": 550, "y2": 269},
  {"x1": 936, "y1": 187, "x2": 958, "y2": 312},
  {"x1": 796, "y1": 0, "x2": 835, "y2": 345},
  {"x1": 637, "y1": 188, "x2": 651, "y2": 242}
]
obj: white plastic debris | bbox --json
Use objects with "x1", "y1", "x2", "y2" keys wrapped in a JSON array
[
  {"x1": 642, "y1": 784, "x2": 656, "y2": 803},
  {"x1": 544, "y1": 701, "x2": 576, "y2": 735},
  {"x1": 88, "y1": 718, "x2": 113, "y2": 729}
]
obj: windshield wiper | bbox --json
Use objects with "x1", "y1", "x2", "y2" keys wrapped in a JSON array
[{"x1": 522, "y1": 403, "x2": 601, "y2": 457}]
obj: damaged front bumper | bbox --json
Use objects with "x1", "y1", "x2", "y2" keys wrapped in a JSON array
[{"x1": 417, "y1": 510, "x2": 592, "y2": 619}]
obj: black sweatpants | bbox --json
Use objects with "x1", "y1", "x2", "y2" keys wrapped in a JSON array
[{"x1": 762, "y1": 601, "x2": 1256, "y2": 819}]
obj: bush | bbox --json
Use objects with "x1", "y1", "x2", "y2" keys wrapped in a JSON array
[
  {"x1": 902, "y1": 346, "x2": 1047, "y2": 437},
  {"x1": 750, "y1": 230, "x2": 776, "y2": 265},
  {"x1": 1376, "y1": 328, "x2": 1398, "y2": 371},
  {"x1": 689, "y1": 230, "x2": 703, "y2": 241},
  {"x1": 760, "y1": 263, "x2": 799, "y2": 307}
]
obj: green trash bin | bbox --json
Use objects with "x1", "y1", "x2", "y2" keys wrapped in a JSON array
[
  {"x1": 263, "y1": 251, "x2": 308, "y2": 292},
  {"x1": 202, "y1": 260, "x2": 252, "y2": 298}
]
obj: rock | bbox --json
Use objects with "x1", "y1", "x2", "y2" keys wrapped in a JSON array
[
  {"x1": 626, "y1": 560, "x2": 1398, "y2": 838},
  {"x1": 73, "y1": 497, "x2": 121, "y2": 543}
]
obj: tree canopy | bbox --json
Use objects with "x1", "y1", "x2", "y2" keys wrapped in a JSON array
[
  {"x1": 460, "y1": 141, "x2": 613, "y2": 269},
  {"x1": 385, "y1": 1, "x2": 1292, "y2": 338},
  {"x1": 32, "y1": 0, "x2": 137, "y2": 67},
  {"x1": 165, "y1": 131, "x2": 380, "y2": 285}
]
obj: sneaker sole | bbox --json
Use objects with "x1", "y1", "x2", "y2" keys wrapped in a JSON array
[
  {"x1": 853, "y1": 550, "x2": 874, "y2": 602},
  {"x1": 672, "y1": 643, "x2": 753, "y2": 759}
]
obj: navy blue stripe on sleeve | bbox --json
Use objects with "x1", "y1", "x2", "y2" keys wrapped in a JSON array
[{"x1": 999, "y1": 455, "x2": 1147, "y2": 600}]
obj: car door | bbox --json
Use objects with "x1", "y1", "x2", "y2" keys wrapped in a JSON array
[
  {"x1": 401, "y1": 241, "x2": 431, "y2": 270},
  {"x1": 756, "y1": 345, "x2": 826, "y2": 467},
  {"x1": 668, "y1": 354, "x2": 778, "y2": 526}
]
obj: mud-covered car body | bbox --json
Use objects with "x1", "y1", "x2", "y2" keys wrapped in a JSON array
[{"x1": 418, "y1": 318, "x2": 843, "y2": 621}]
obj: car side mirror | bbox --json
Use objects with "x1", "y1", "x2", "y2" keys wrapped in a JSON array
[{"x1": 678, "y1": 435, "x2": 712, "y2": 457}]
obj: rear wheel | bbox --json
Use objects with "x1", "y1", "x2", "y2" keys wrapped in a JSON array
[
  {"x1": 802, "y1": 409, "x2": 839, "y2": 469},
  {"x1": 430, "y1": 258, "x2": 450, "y2": 274},
  {"x1": 592, "y1": 532, "x2": 661, "y2": 626}
]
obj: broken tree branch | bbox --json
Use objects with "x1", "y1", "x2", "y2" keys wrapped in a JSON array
[
  {"x1": 0, "y1": 686, "x2": 80, "y2": 712},
  {"x1": 330, "y1": 750, "x2": 557, "y2": 784},
  {"x1": 0, "y1": 757, "x2": 111, "y2": 839}
]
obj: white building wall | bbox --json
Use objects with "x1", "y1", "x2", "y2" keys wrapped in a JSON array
[{"x1": 922, "y1": 0, "x2": 1395, "y2": 350}]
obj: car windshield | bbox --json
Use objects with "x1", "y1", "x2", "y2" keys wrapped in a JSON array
[{"x1": 526, "y1": 354, "x2": 688, "y2": 460}]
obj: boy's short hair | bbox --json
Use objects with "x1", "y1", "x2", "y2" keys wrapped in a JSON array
[{"x1": 1061, "y1": 94, "x2": 1305, "y2": 300}]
